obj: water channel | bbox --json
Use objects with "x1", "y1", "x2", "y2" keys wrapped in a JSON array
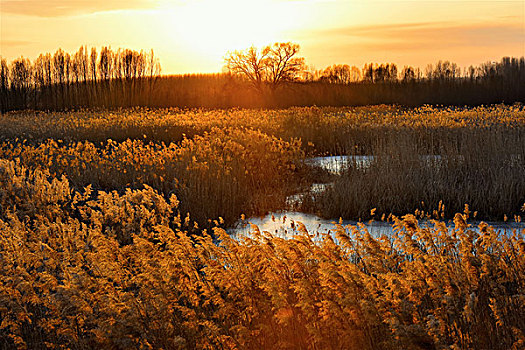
[{"x1": 231, "y1": 155, "x2": 525, "y2": 239}]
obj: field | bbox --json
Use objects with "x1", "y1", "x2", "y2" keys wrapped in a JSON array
[{"x1": 1, "y1": 105, "x2": 525, "y2": 349}]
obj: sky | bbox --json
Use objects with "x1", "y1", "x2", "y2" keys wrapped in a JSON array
[{"x1": 1, "y1": 0, "x2": 524, "y2": 74}]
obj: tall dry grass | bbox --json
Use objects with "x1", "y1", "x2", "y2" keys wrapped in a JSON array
[
  {"x1": 1, "y1": 105, "x2": 524, "y2": 349},
  {"x1": 1, "y1": 105, "x2": 523, "y2": 153},
  {"x1": 1, "y1": 159, "x2": 524, "y2": 349},
  {"x1": 0, "y1": 128, "x2": 303, "y2": 226},
  {"x1": 0, "y1": 105, "x2": 524, "y2": 221},
  {"x1": 307, "y1": 122, "x2": 525, "y2": 220}
]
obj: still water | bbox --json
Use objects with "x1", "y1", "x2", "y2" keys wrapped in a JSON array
[{"x1": 231, "y1": 211, "x2": 524, "y2": 240}]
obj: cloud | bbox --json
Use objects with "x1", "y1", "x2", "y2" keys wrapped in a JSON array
[
  {"x1": 1, "y1": 39, "x2": 33, "y2": 47},
  {"x1": 314, "y1": 21, "x2": 525, "y2": 51},
  {"x1": 1, "y1": 0, "x2": 156, "y2": 17}
]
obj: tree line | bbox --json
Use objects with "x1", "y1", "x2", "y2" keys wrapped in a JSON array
[
  {"x1": 1, "y1": 46, "x2": 161, "y2": 111},
  {"x1": 313, "y1": 58, "x2": 524, "y2": 85},
  {"x1": 225, "y1": 43, "x2": 524, "y2": 106},
  {"x1": 227, "y1": 43, "x2": 524, "y2": 90},
  {"x1": 1, "y1": 43, "x2": 524, "y2": 112}
]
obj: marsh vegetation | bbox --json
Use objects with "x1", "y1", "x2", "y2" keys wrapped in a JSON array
[{"x1": 1, "y1": 105, "x2": 524, "y2": 349}]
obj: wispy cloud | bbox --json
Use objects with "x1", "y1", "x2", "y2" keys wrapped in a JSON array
[
  {"x1": 315, "y1": 21, "x2": 524, "y2": 51},
  {"x1": 0, "y1": 39, "x2": 33, "y2": 47},
  {"x1": 1, "y1": 0, "x2": 155, "y2": 17}
]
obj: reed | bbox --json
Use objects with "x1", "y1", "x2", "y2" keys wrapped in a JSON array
[
  {"x1": 306, "y1": 123, "x2": 525, "y2": 221},
  {"x1": 0, "y1": 159, "x2": 523, "y2": 349},
  {"x1": 1, "y1": 105, "x2": 523, "y2": 221},
  {"x1": 0, "y1": 128, "x2": 303, "y2": 227}
]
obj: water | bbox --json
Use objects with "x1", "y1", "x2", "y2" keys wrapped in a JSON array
[
  {"x1": 231, "y1": 155, "x2": 525, "y2": 240},
  {"x1": 231, "y1": 212, "x2": 392, "y2": 239},
  {"x1": 304, "y1": 154, "x2": 474, "y2": 174},
  {"x1": 304, "y1": 155, "x2": 372, "y2": 174},
  {"x1": 286, "y1": 182, "x2": 333, "y2": 207},
  {"x1": 230, "y1": 211, "x2": 525, "y2": 240}
]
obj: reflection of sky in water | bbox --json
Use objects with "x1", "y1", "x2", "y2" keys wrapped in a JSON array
[
  {"x1": 304, "y1": 155, "x2": 372, "y2": 174},
  {"x1": 231, "y1": 212, "x2": 392, "y2": 240},
  {"x1": 303, "y1": 154, "x2": 487, "y2": 174},
  {"x1": 230, "y1": 211, "x2": 525, "y2": 240}
]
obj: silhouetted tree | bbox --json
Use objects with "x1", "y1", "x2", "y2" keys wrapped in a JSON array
[
  {"x1": 363, "y1": 63, "x2": 375, "y2": 83},
  {"x1": 426, "y1": 61, "x2": 459, "y2": 81},
  {"x1": 225, "y1": 46, "x2": 269, "y2": 91},
  {"x1": 225, "y1": 42, "x2": 305, "y2": 91},
  {"x1": 265, "y1": 42, "x2": 305, "y2": 90},
  {"x1": 9, "y1": 57, "x2": 32, "y2": 109},
  {"x1": 362, "y1": 63, "x2": 398, "y2": 83},
  {"x1": 53, "y1": 49, "x2": 66, "y2": 108},
  {"x1": 1, "y1": 48, "x2": 523, "y2": 110},
  {"x1": 401, "y1": 66, "x2": 416, "y2": 83},
  {"x1": 1, "y1": 58, "x2": 9, "y2": 112},
  {"x1": 321, "y1": 64, "x2": 361, "y2": 84},
  {"x1": 147, "y1": 49, "x2": 161, "y2": 104}
]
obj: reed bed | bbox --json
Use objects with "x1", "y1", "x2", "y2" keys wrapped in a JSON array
[
  {"x1": 1, "y1": 105, "x2": 525, "y2": 349},
  {"x1": 306, "y1": 125, "x2": 525, "y2": 221},
  {"x1": 1, "y1": 105, "x2": 524, "y2": 222},
  {"x1": 0, "y1": 128, "x2": 303, "y2": 227},
  {"x1": 1, "y1": 159, "x2": 524, "y2": 349},
  {"x1": 2, "y1": 105, "x2": 523, "y2": 154}
]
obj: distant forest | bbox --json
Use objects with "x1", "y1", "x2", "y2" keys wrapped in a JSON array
[{"x1": 1, "y1": 45, "x2": 524, "y2": 112}]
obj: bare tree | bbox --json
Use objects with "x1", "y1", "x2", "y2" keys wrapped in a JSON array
[
  {"x1": 225, "y1": 46, "x2": 269, "y2": 91},
  {"x1": 349, "y1": 66, "x2": 361, "y2": 82},
  {"x1": 98, "y1": 46, "x2": 113, "y2": 106},
  {"x1": 53, "y1": 49, "x2": 66, "y2": 108},
  {"x1": 1, "y1": 58, "x2": 9, "y2": 112},
  {"x1": 401, "y1": 66, "x2": 416, "y2": 82},
  {"x1": 9, "y1": 57, "x2": 32, "y2": 108},
  {"x1": 320, "y1": 64, "x2": 360, "y2": 84},
  {"x1": 147, "y1": 49, "x2": 161, "y2": 104},
  {"x1": 90, "y1": 47, "x2": 98, "y2": 102},
  {"x1": 225, "y1": 42, "x2": 304, "y2": 91},
  {"x1": 363, "y1": 63, "x2": 375, "y2": 83},
  {"x1": 265, "y1": 42, "x2": 305, "y2": 89},
  {"x1": 99, "y1": 47, "x2": 112, "y2": 81}
]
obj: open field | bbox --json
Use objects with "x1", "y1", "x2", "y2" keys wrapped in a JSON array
[{"x1": 1, "y1": 105, "x2": 524, "y2": 349}]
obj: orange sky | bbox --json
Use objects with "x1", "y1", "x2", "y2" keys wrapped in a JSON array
[{"x1": 1, "y1": 0, "x2": 524, "y2": 74}]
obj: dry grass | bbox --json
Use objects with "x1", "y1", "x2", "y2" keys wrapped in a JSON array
[
  {"x1": 307, "y1": 124, "x2": 525, "y2": 221},
  {"x1": 0, "y1": 159, "x2": 524, "y2": 349},
  {"x1": 1, "y1": 105, "x2": 523, "y2": 155},
  {"x1": 0, "y1": 128, "x2": 303, "y2": 227},
  {"x1": 1, "y1": 105, "x2": 524, "y2": 349},
  {"x1": 1, "y1": 105, "x2": 524, "y2": 222}
]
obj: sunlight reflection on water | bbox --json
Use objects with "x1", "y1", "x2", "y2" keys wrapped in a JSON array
[
  {"x1": 304, "y1": 155, "x2": 372, "y2": 174},
  {"x1": 230, "y1": 211, "x2": 525, "y2": 240}
]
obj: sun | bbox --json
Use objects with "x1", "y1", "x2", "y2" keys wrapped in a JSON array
[{"x1": 161, "y1": 0, "x2": 305, "y2": 59}]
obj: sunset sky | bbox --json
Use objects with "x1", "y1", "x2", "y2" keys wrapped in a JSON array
[{"x1": 1, "y1": 0, "x2": 524, "y2": 74}]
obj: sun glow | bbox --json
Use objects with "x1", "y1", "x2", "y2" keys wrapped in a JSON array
[{"x1": 161, "y1": 0, "x2": 306, "y2": 64}]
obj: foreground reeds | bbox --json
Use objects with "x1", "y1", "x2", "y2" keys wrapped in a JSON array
[{"x1": 0, "y1": 159, "x2": 524, "y2": 349}]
